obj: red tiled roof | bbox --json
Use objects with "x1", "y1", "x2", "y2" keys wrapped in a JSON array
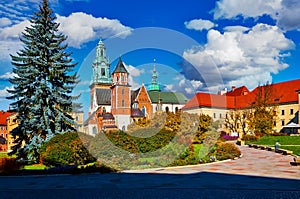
[
  {"x1": 0, "y1": 111, "x2": 12, "y2": 126},
  {"x1": 183, "y1": 92, "x2": 235, "y2": 110},
  {"x1": 226, "y1": 86, "x2": 249, "y2": 96},
  {"x1": 183, "y1": 79, "x2": 300, "y2": 110}
]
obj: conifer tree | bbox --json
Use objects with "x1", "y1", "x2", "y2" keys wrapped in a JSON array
[{"x1": 7, "y1": 0, "x2": 79, "y2": 162}]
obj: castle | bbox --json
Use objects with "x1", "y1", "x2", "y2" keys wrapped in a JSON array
[{"x1": 83, "y1": 39, "x2": 188, "y2": 135}]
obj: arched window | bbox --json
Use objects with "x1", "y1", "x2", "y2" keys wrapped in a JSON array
[
  {"x1": 101, "y1": 68, "x2": 105, "y2": 76},
  {"x1": 165, "y1": 106, "x2": 169, "y2": 113},
  {"x1": 175, "y1": 107, "x2": 179, "y2": 113},
  {"x1": 92, "y1": 127, "x2": 97, "y2": 135},
  {"x1": 142, "y1": 106, "x2": 146, "y2": 117}
]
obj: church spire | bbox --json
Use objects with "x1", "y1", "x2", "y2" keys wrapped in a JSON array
[
  {"x1": 148, "y1": 59, "x2": 161, "y2": 91},
  {"x1": 91, "y1": 37, "x2": 112, "y2": 85}
]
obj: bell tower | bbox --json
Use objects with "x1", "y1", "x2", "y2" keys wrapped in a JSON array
[
  {"x1": 89, "y1": 38, "x2": 112, "y2": 114},
  {"x1": 111, "y1": 58, "x2": 131, "y2": 130}
]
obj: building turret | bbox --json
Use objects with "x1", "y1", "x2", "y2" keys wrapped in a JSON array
[
  {"x1": 148, "y1": 59, "x2": 161, "y2": 91},
  {"x1": 91, "y1": 37, "x2": 112, "y2": 85}
]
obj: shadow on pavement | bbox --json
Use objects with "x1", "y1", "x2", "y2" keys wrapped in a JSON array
[{"x1": 1, "y1": 171, "x2": 300, "y2": 198}]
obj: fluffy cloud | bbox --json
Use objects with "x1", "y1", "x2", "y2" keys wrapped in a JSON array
[
  {"x1": 213, "y1": 0, "x2": 300, "y2": 31},
  {"x1": 0, "y1": 20, "x2": 30, "y2": 61},
  {"x1": 0, "y1": 17, "x2": 12, "y2": 27},
  {"x1": 123, "y1": 63, "x2": 145, "y2": 90},
  {"x1": 0, "y1": 86, "x2": 13, "y2": 98},
  {"x1": 125, "y1": 64, "x2": 145, "y2": 77},
  {"x1": 184, "y1": 19, "x2": 216, "y2": 31},
  {"x1": 0, "y1": 72, "x2": 16, "y2": 80},
  {"x1": 183, "y1": 23, "x2": 294, "y2": 92},
  {"x1": 56, "y1": 12, "x2": 132, "y2": 48},
  {"x1": 0, "y1": 12, "x2": 132, "y2": 60},
  {"x1": 213, "y1": 0, "x2": 281, "y2": 19},
  {"x1": 277, "y1": 0, "x2": 300, "y2": 31}
]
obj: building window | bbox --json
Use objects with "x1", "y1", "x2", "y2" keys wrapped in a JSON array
[
  {"x1": 219, "y1": 113, "x2": 222, "y2": 119},
  {"x1": 103, "y1": 107, "x2": 106, "y2": 113},
  {"x1": 122, "y1": 89, "x2": 124, "y2": 95},
  {"x1": 281, "y1": 110, "x2": 285, "y2": 115},
  {"x1": 290, "y1": 109, "x2": 294, "y2": 115},
  {"x1": 101, "y1": 68, "x2": 105, "y2": 76},
  {"x1": 281, "y1": 120, "x2": 285, "y2": 126},
  {"x1": 165, "y1": 106, "x2": 169, "y2": 113},
  {"x1": 122, "y1": 100, "x2": 125, "y2": 107},
  {"x1": 142, "y1": 106, "x2": 146, "y2": 117},
  {"x1": 76, "y1": 116, "x2": 78, "y2": 121},
  {"x1": 92, "y1": 127, "x2": 97, "y2": 135},
  {"x1": 273, "y1": 121, "x2": 276, "y2": 126},
  {"x1": 213, "y1": 113, "x2": 216, "y2": 118}
]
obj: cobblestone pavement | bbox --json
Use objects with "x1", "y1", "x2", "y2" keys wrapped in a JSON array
[
  {"x1": 124, "y1": 144, "x2": 300, "y2": 179},
  {"x1": 1, "y1": 144, "x2": 300, "y2": 199}
]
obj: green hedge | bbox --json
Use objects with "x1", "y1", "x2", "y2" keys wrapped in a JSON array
[{"x1": 40, "y1": 132, "x2": 96, "y2": 167}]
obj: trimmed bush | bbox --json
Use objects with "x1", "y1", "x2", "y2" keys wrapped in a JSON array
[
  {"x1": 216, "y1": 142, "x2": 241, "y2": 160},
  {"x1": 40, "y1": 132, "x2": 96, "y2": 167},
  {"x1": 242, "y1": 134, "x2": 259, "y2": 142},
  {"x1": 0, "y1": 157, "x2": 25, "y2": 173}
]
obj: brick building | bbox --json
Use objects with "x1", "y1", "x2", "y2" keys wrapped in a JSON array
[{"x1": 0, "y1": 111, "x2": 12, "y2": 152}]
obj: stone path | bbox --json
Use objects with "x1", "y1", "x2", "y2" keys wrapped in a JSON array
[
  {"x1": 124, "y1": 144, "x2": 300, "y2": 179},
  {"x1": 1, "y1": 144, "x2": 299, "y2": 199}
]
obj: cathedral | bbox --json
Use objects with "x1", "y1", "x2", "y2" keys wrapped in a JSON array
[{"x1": 83, "y1": 38, "x2": 188, "y2": 135}]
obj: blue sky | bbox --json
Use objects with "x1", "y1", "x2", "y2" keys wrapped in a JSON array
[{"x1": 1, "y1": 0, "x2": 300, "y2": 112}]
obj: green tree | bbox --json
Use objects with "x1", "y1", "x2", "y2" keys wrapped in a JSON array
[
  {"x1": 248, "y1": 83, "x2": 278, "y2": 135},
  {"x1": 7, "y1": 0, "x2": 78, "y2": 163},
  {"x1": 193, "y1": 114, "x2": 212, "y2": 144}
]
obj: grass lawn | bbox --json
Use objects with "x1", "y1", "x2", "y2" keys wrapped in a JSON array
[
  {"x1": 250, "y1": 136, "x2": 300, "y2": 156},
  {"x1": 279, "y1": 146, "x2": 300, "y2": 156},
  {"x1": 251, "y1": 136, "x2": 300, "y2": 145},
  {"x1": 23, "y1": 165, "x2": 46, "y2": 170}
]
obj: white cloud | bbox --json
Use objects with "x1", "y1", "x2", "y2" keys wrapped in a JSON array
[
  {"x1": 183, "y1": 23, "x2": 294, "y2": 91},
  {"x1": 277, "y1": 0, "x2": 300, "y2": 31},
  {"x1": 0, "y1": 20, "x2": 30, "y2": 40},
  {"x1": 184, "y1": 19, "x2": 216, "y2": 31},
  {"x1": 213, "y1": 0, "x2": 281, "y2": 20},
  {"x1": 0, "y1": 86, "x2": 13, "y2": 98},
  {"x1": 123, "y1": 63, "x2": 145, "y2": 90},
  {"x1": 56, "y1": 12, "x2": 133, "y2": 48},
  {"x1": 125, "y1": 64, "x2": 145, "y2": 77},
  {"x1": 165, "y1": 84, "x2": 175, "y2": 92},
  {"x1": 0, "y1": 20, "x2": 30, "y2": 61},
  {"x1": 77, "y1": 80, "x2": 90, "y2": 86},
  {"x1": 0, "y1": 12, "x2": 133, "y2": 60},
  {"x1": 0, "y1": 17, "x2": 12, "y2": 27},
  {"x1": 0, "y1": 72, "x2": 15, "y2": 80},
  {"x1": 212, "y1": 0, "x2": 300, "y2": 31}
]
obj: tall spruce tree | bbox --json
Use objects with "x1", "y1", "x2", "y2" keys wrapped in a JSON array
[{"x1": 8, "y1": 0, "x2": 78, "y2": 162}]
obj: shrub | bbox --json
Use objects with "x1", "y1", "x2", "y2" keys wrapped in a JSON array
[
  {"x1": 216, "y1": 142, "x2": 241, "y2": 161},
  {"x1": 40, "y1": 132, "x2": 96, "y2": 167},
  {"x1": 0, "y1": 157, "x2": 25, "y2": 174},
  {"x1": 221, "y1": 135, "x2": 239, "y2": 141},
  {"x1": 242, "y1": 134, "x2": 259, "y2": 142}
]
